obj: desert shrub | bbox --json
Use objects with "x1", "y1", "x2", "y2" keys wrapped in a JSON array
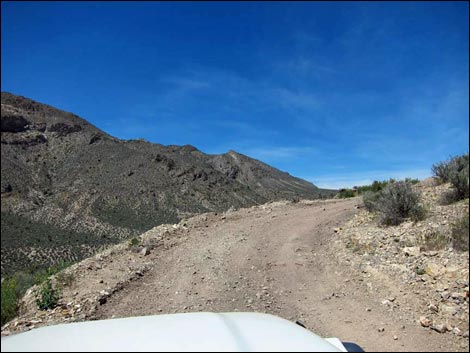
[
  {"x1": 128, "y1": 237, "x2": 140, "y2": 247},
  {"x1": 405, "y1": 178, "x2": 420, "y2": 184},
  {"x1": 362, "y1": 191, "x2": 380, "y2": 211},
  {"x1": 415, "y1": 266, "x2": 425, "y2": 275},
  {"x1": 448, "y1": 157, "x2": 469, "y2": 200},
  {"x1": 375, "y1": 181, "x2": 426, "y2": 225},
  {"x1": 1, "y1": 278, "x2": 19, "y2": 325},
  {"x1": 36, "y1": 279, "x2": 60, "y2": 310},
  {"x1": 432, "y1": 154, "x2": 469, "y2": 201},
  {"x1": 370, "y1": 180, "x2": 390, "y2": 192},
  {"x1": 409, "y1": 202, "x2": 428, "y2": 222},
  {"x1": 439, "y1": 189, "x2": 461, "y2": 205},
  {"x1": 431, "y1": 160, "x2": 452, "y2": 182},
  {"x1": 337, "y1": 188, "x2": 356, "y2": 198},
  {"x1": 33, "y1": 260, "x2": 73, "y2": 286},
  {"x1": 354, "y1": 180, "x2": 389, "y2": 195},
  {"x1": 450, "y1": 212, "x2": 469, "y2": 252}
]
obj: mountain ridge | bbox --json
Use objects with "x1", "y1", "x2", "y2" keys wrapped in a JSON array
[{"x1": 1, "y1": 92, "x2": 335, "y2": 275}]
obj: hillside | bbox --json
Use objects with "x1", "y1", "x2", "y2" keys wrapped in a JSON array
[
  {"x1": 2, "y1": 181, "x2": 468, "y2": 351},
  {"x1": 1, "y1": 92, "x2": 334, "y2": 275}
]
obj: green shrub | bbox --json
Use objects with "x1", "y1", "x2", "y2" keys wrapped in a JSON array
[
  {"x1": 431, "y1": 160, "x2": 452, "y2": 182},
  {"x1": 432, "y1": 154, "x2": 469, "y2": 201},
  {"x1": 337, "y1": 188, "x2": 356, "y2": 198},
  {"x1": 1, "y1": 278, "x2": 19, "y2": 325},
  {"x1": 33, "y1": 260, "x2": 73, "y2": 286},
  {"x1": 362, "y1": 191, "x2": 380, "y2": 211},
  {"x1": 128, "y1": 237, "x2": 140, "y2": 247},
  {"x1": 448, "y1": 156, "x2": 469, "y2": 200},
  {"x1": 415, "y1": 267, "x2": 425, "y2": 275},
  {"x1": 354, "y1": 180, "x2": 389, "y2": 195},
  {"x1": 375, "y1": 181, "x2": 426, "y2": 225},
  {"x1": 405, "y1": 178, "x2": 420, "y2": 185},
  {"x1": 370, "y1": 180, "x2": 390, "y2": 192},
  {"x1": 450, "y1": 213, "x2": 469, "y2": 252},
  {"x1": 36, "y1": 279, "x2": 60, "y2": 310}
]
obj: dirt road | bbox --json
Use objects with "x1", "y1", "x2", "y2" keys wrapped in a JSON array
[{"x1": 94, "y1": 199, "x2": 463, "y2": 351}]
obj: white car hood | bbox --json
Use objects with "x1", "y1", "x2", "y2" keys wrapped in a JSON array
[{"x1": 1, "y1": 312, "x2": 346, "y2": 352}]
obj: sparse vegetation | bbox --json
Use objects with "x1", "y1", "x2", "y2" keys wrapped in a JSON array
[
  {"x1": 360, "y1": 179, "x2": 426, "y2": 225},
  {"x1": 1, "y1": 211, "x2": 113, "y2": 276},
  {"x1": 340, "y1": 178, "x2": 421, "y2": 201},
  {"x1": 375, "y1": 181, "x2": 426, "y2": 225},
  {"x1": 36, "y1": 279, "x2": 60, "y2": 310},
  {"x1": 415, "y1": 266, "x2": 425, "y2": 276},
  {"x1": 338, "y1": 179, "x2": 400, "y2": 199},
  {"x1": 450, "y1": 212, "x2": 469, "y2": 252},
  {"x1": 1, "y1": 278, "x2": 18, "y2": 325},
  {"x1": 420, "y1": 231, "x2": 449, "y2": 251},
  {"x1": 32, "y1": 260, "x2": 73, "y2": 286},
  {"x1": 345, "y1": 236, "x2": 375, "y2": 254},
  {"x1": 128, "y1": 237, "x2": 141, "y2": 247},
  {"x1": 1, "y1": 261, "x2": 75, "y2": 324},
  {"x1": 337, "y1": 188, "x2": 356, "y2": 198},
  {"x1": 432, "y1": 154, "x2": 469, "y2": 202},
  {"x1": 362, "y1": 190, "x2": 381, "y2": 212}
]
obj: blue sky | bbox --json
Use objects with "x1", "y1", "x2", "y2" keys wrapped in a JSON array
[{"x1": 2, "y1": 1, "x2": 468, "y2": 189}]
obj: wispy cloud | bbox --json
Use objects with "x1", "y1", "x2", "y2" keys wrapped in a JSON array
[
  {"x1": 243, "y1": 146, "x2": 317, "y2": 161},
  {"x1": 273, "y1": 87, "x2": 319, "y2": 113},
  {"x1": 122, "y1": 67, "x2": 326, "y2": 139}
]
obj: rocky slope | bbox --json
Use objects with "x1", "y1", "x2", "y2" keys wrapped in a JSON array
[
  {"x1": 1, "y1": 92, "x2": 334, "y2": 275},
  {"x1": 334, "y1": 179, "x2": 469, "y2": 339}
]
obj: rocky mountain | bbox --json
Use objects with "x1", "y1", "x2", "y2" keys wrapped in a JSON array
[{"x1": 1, "y1": 92, "x2": 335, "y2": 275}]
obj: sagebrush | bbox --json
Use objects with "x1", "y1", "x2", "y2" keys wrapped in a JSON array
[
  {"x1": 375, "y1": 181, "x2": 426, "y2": 225},
  {"x1": 432, "y1": 154, "x2": 469, "y2": 202},
  {"x1": 362, "y1": 191, "x2": 380, "y2": 212}
]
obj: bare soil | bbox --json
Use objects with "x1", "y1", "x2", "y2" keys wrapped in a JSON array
[{"x1": 91, "y1": 198, "x2": 465, "y2": 351}]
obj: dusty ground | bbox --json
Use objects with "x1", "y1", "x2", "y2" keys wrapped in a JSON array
[
  {"x1": 92, "y1": 198, "x2": 465, "y2": 351},
  {"x1": 3, "y1": 197, "x2": 467, "y2": 351}
]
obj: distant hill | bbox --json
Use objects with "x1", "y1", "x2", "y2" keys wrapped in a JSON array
[{"x1": 0, "y1": 92, "x2": 335, "y2": 275}]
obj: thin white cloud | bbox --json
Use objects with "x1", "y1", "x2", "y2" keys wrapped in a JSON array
[
  {"x1": 273, "y1": 88, "x2": 319, "y2": 112},
  {"x1": 243, "y1": 146, "x2": 317, "y2": 160}
]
